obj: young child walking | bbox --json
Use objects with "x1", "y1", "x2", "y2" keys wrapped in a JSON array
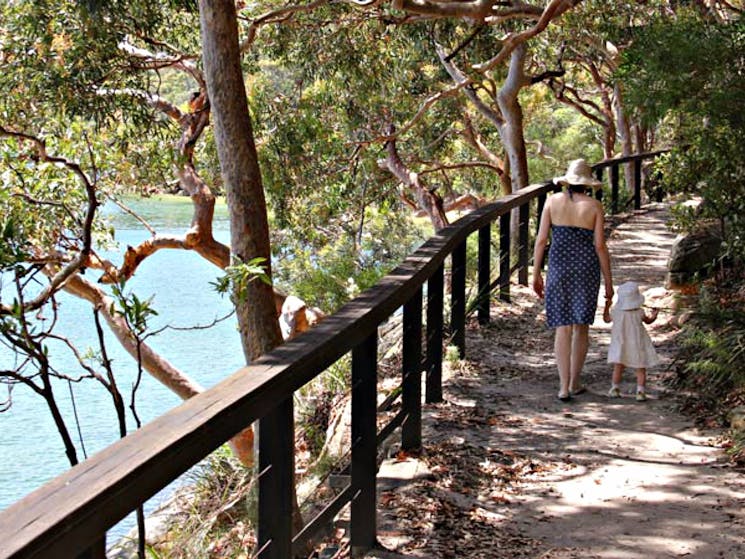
[{"x1": 603, "y1": 281, "x2": 659, "y2": 401}]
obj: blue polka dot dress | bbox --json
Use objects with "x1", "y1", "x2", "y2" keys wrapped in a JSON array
[{"x1": 545, "y1": 225, "x2": 600, "y2": 328}]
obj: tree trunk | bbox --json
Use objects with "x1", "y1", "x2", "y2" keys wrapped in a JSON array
[
  {"x1": 379, "y1": 125, "x2": 449, "y2": 231},
  {"x1": 198, "y1": 0, "x2": 301, "y2": 540},
  {"x1": 198, "y1": 0, "x2": 283, "y2": 361},
  {"x1": 614, "y1": 83, "x2": 635, "y2": 193},
  {"x1": 497, "y1": 44, "x2": 530, "y2": 254}
]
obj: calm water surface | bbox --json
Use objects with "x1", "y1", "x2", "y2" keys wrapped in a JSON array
[{"x1": 0, "y1": 197, "x2": 247, "y2": 514}]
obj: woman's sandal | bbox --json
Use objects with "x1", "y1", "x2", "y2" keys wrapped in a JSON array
[
  {"x1": 557, "y1": 392, "x2": 572, "y2": 402},
  {"x1": 569, "y1": 386, "x2": 587, "y2": 396}
]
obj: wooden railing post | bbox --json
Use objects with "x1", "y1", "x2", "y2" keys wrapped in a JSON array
[
  {"x1": 499, "y1": 212, "x2": 511, "y2": 302},
  {"x1": 258, "y1": 399, "x2": 294, "y2": 559},
  {"x1": 611, "y1": 163, "x2": 619, "y2": 214},
  {"x1": 477, "y1": 224, "x2": 490, "y2": 325},
  {"x1": 536, "y1": 193, "x2": 547, "y2": 270},
  {"x1": 594, "y1": 167, "x2": 604, "y2": 201},
  {"x1": 451, "y1": 241, "x2": 467, "y2": 358},
  {"x1": 426, "y1": 263, "x2": 444, "y2": 403},
  {"x1": 518, "y1": 202, "x2": 529, "y2": 286},
  {"x1": 350, "y1": 333, "x2": 378, "y2": 557},
  {"x1": 633, "y1": 157, "x2": 642, "y2": 210},
  {"x1": 77, "y1": 539, "x2": 106, "y2": 559},
  {"x1": 402, "y1": 287, "x2": 423, "y2": 451}
]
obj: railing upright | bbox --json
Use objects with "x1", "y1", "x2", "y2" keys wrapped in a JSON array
[
  {"x1": 536, "y1": 192, "x2": 546, "y2": 236},
  {"x1": 633, "y1": 158, "x2": 642, "y2": 210},
  {"x1": 451, "y1": 241, "x2": 467, "y2": 358},
  {"x1": 518, "y1": 202, "x2": 530, "y2": 286},
  {"x1": 611, "y1": 163, "x2": 620, "y2": 214},
  {"x1": 477, "y1": 224, "x2": 491, "y2": 325},
  {"x1": 594, "y1": 167, "x2": 604, "y2": 202},
  {"x1": 401, "y1": 287, "x2": 423, "y2": 451},
  {"x1": 258, "y1": 398, "x2": 295, "y2": 559},
  {"x1": 350, "y1": 333, "x2": 378, "y2": 557},
  {"x1": 425, "y1": 264, "x2": 444, "y2": 403},
  {"x1": 499, "y1": 212, "x2": 511, "y2": 302}
]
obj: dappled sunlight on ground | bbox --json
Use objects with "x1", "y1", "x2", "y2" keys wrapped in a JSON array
[{"x1": 367, "y1": 205, "x2": 745, "y2": 559}]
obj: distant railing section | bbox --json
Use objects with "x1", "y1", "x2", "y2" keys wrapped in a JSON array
[{"x1": 0, "y1": 151, "x2": 664, "y2": 559}]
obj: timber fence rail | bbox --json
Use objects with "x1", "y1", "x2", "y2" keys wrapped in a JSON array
[{"x1": 0, "y1": 151, "x2": 664, "y2": 559}]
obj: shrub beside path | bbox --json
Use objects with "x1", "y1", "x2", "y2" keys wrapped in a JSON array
[{"x1": 366, "y1": 203, "x2": 745, "y2": 559}]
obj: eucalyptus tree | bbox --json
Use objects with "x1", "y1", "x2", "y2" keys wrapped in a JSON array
[
  {"x1": 239, "y1": 0, "x2": 586, "y2": 274},
  {"x1": 531, "y1": 0, "x2": 655, "y2": 192}
]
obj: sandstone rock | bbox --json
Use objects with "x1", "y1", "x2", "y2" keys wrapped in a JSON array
[
  {"x1": 730, "y1": 406, "x2": 745, "y2": 431},
  {"x1": 666, "y1": 222, "x2": 723, "y2": 287}
]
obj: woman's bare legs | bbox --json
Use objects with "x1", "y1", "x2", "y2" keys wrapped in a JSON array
[
  {"x1": 570, "y1": 324, "x2": 589, "y2": 391},
  {"x1": 554, "y1": 325, "x2": 572, "y2": 397}
]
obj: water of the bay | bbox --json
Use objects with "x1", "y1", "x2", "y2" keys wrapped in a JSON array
[{"x1": 0, "y1": 197, "x2": 246, "y2": 533}]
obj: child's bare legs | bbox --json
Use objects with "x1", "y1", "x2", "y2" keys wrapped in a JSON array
[
  {"x1": 554, "y1": 326, "x2": 572, "y2": 397},
  {"x1": 635, "y1": 368, "x2": 648, "y2": 400},
  {"x1": 608, "y1": 363, "x2": 624, "y2": 397},
  {"x1": 570, "y1": 324, "x2": 589, "y2": 391},
  {"x1": 635, "y1": 368, "x2": 647, "y2": 390}
]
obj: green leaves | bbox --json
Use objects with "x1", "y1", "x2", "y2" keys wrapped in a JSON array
[
  {"x1": 111, "y1": 279, "x2": 158, "y2": 336},
  {"x1": 616, "y1": 12, "x2": 745, "y2": 262},
  {"x1": 212, "y1": 257, "x2": 271, "y2": 305}
]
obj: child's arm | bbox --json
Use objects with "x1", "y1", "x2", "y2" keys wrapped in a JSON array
[
  {"x1": 603, "y1": 300, "x2": 612, "y2": 323},
  {"x1": 642, "y1": 307, "x2": 659, "y2": 324}
]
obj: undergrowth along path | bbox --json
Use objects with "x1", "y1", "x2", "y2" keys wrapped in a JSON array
[{"x1": 367, "y1": 203, "x2": 745, "y2": 559}]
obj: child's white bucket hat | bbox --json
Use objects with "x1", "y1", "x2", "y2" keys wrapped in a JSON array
[{"x1": 616, "y1": 281, "x2": 645, "y2": 310}]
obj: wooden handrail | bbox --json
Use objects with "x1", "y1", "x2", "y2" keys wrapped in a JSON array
[{"x1": 0, "y1": 152, "x2": 665, "y2": 559}]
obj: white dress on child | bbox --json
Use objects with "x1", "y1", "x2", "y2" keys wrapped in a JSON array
[{"x1": 607, "y1": 307, "x2": 659, "y2": 368}]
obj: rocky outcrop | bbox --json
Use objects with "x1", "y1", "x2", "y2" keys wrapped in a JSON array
[{"x1": 667, "y1": 221, "x2": 723, "y2": 287}]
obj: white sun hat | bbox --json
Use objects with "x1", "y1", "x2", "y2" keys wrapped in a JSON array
[
  {"x1": 553, "y1": 158, "x2": 603, "y2": 189},
  {"x1": 616, "y1": 281, "x2": 645, "y2": 310}
]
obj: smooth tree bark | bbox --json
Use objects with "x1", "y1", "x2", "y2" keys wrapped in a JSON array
[
  {"x1": 198, "y1": 0, "x2": 304, "y2": 538},
  {"x1": 378, "y1": 125, "x2": 449, "y2": 231},
  {"x1": 198, "y1": 0, "x2": 283, "y2": 362}
]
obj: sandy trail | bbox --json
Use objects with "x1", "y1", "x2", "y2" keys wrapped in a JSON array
[{"x1": 367, "y1": 204, "x2": 745, "y2": 559}]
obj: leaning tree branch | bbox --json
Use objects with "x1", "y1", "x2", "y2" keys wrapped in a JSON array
[
  {"x1": 391, "y1": 0, "x2": 541, "y2": 21},
  {"x1": 378, "y1": 124, "x2": 449, "y2": 231},
  {"x1": 240, "y1": 0, "x2": 331, "y2": 52},
  {"x1": 443, "y1": 23, "x2": 488, "y2": 62},
  {"x1": 548, "y1": 80, "x2": 605, "y2": 126},
  {"x1": 473, "y1": 0, "x2": 582, "y2": 73},
  {"x1": 118, "y1": 38, "x2": 204, "y2": 89},
  {"x1": 0, "y1": 126, "x2": 97, "y2": 316},
  {"x1": 60, "y1": 273, "x2": 204, "y2": 400},
  {"x1": 436, "y1": 42, "x2": 505, "y2": 130},
  {"x1": 529, "y1": 67, "x2": 565, "y2": 84}
]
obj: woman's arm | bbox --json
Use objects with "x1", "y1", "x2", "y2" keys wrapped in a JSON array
[
  {"x1": 593, "y1": 201, "x2": 614, "y2": 301},
  {"x1": 532, "y1": 198, "x2": 552, "y2": 299}
]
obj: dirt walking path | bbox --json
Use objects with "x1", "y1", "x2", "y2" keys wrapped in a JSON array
[{"x1": 367, "y1": 204, "x2": 745, "y2": 559}]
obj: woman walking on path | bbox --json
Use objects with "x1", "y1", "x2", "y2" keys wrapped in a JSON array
[{"x1": 532, "y1": 159, "x2": 614, "y2": 401}]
